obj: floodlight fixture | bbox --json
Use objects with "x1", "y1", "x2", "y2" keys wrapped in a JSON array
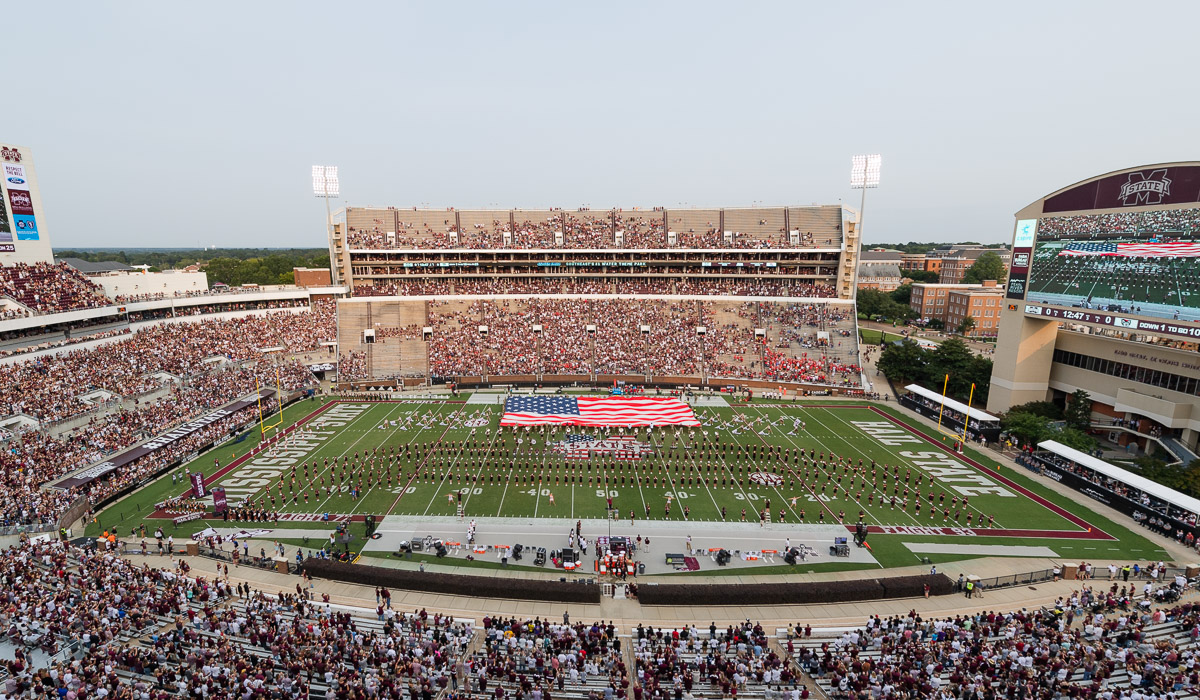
[
  {"x1": 850, "y1": 154, "x2": 882, "y2": 189},
  {"x1": 312, "y1": 165, "x2": 340, "y2": 197}
]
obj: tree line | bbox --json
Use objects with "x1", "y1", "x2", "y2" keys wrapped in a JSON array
[{"x1": 55, "y1": 248, "x2": 329, "y2": 287}]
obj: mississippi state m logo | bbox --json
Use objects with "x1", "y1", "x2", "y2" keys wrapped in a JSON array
[
  {"x1": 1119, "y1": 169, "x2": 1172, "y2": 206},
  {"x1": 0, "y1": 147, "x2": 20, "y2": 163}
]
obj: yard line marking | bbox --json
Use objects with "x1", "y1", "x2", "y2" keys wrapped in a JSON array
[
  {"x1": 236, "y1": 400, "x2": 387, "y2": 508},
  {"x1": 307, "y1": 402, "x2": 415, "y2": 515},
  {"x1": 724, "y1": 406, "x2": 841, "y2": 525},
  {"x1": 419, "y1": 408, "x2": 479, "y2": 516},
  {"x1": 459, "y1": 408, "x2": 502, "y2": 517},
  {"x1": 661, "y1": 418, "x2": 725, "y2": 519},
  {"x1": 692, "y1": 408, "x2": 802, "y2": 524},
  {"x1": 709, "y1": 406, "x2": 830, "y2": 525},
  {"x1": 384, "y1": 402, "x2": 460, "y2": 516}
]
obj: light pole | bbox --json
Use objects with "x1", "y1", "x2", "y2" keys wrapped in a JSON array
[
  {"x1": 313, "y1": 165, "x2": 341, "y2": 283},
  {"x1": 848, "y1": 155, "x2": 882, "y2": 293},
  {"x1": 850, "y1": 155, "x2": 881, "y2": 391}
]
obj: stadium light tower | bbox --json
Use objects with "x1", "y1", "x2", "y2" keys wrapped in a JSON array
[
  {"x1": 849, "y1": 154, "x2": 882, "y2": 237},
  {"x1": 313, "y1": 165, "x2": 340, "y2": 282}
]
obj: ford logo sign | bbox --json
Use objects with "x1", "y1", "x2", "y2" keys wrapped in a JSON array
[{"x1": 5, "y1": 177, "x2": 24, "y2": 185}]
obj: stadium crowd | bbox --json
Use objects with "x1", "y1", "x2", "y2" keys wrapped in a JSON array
[
  {"x1": 1, "y1": 530, "x2": 1197, "y2": 700},
  {"x1": 790, "y1": 586, "x2": 1200, "y2": 700},
  {"x1": 0, "y1": 262, "x2": 112, "y2": 315},
  {"x1": 0, "y1": 304, "x2": 333, "y2": 531},
  {"x1": 0, "y1": 535, "x2": 476, "y2": 698},
  {"x1": 418, "y1": 298, "x2": 860, "y2": 385},
  {"x1": 346, "y1": 206, "x2": 842, "y2": 251},
  {"x1": 354, "y1": 278, "x2": 837, "y2": 299}
]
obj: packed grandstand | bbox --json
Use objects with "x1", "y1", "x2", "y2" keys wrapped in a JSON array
[
  {"x1": 0, "y1": 204, "x2": 1195, "y2": 700},
  {"x1": 331, "y1": 204, "x2": 864, "y2": 390}
]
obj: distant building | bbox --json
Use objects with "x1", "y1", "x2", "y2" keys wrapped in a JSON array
[
  {"x1": 857, "y1": 249, "x2": 905, "y2": 291},
  {"x1": 910, "y1": 280, "x2": 1001, "y2": 326},
  {"x1": 931, "y1": 246, "x2": 1012, "y2": 284},
  {"x1": 898, "y1": 252, "x2": 927, "y2": 271},
  {"x1": 57, "y1": 257, "x2": 208, "y2": 299},
  {"x1": 293, "y1": 267, "x2": 332, "y2": 287},
  {"x1": 944, "y1": 282, "x2": 1005, "y2": 337}
]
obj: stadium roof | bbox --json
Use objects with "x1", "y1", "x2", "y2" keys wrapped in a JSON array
[
  {"x1": 1038, "y1": 440, "x2": 1200, "y2": 516},
  {"x1": 860, "y1": 249, "x2": 903, "y2": 262},
  {"x1": 56, "y1": 257, "x2": 134, "y2": 274},
  {"x1": 904, "y1": 383, "x2": 999, "y2": 422},
  {"x1": 861, "y1": 264, "x2": 902, "y2": 278}
]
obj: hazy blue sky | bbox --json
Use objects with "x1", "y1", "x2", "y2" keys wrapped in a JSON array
[{"x1": 5, "y1": 2, "x2": 1197, "y2": 248}]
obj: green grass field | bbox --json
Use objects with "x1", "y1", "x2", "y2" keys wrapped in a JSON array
[
  {"x1": 858, "y1": 328, "x2": 908, "y2": 345},
  {"x1": 89, "y1": 395, "x2": 1171, "y2": 572}
]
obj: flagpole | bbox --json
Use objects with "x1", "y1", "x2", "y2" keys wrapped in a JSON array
[
  {"x1": 275, "y1": 365, "x2": 284, "y2": 432},
  {"x1": 256, "y1": 376, "x2": 265, "y2": 436},
  {"x1": 938, "y1": 374, "x2": 949, "y2": 432},
  {"x1": 962, "y1": 383, "x2": 976, "y2": 444}
]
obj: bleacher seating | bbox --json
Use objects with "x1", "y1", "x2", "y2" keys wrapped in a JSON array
[{"x1": 0, "y1": 261, "x2": 112, "y2": 314}]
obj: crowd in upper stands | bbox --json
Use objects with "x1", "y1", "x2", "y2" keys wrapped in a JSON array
[
  {"x1": 0, "y1": 261, "x2": 112, "y2": 314},
  {"x1": 0, "y1": 302, "x2": 334, "y2": 531},
  {"x1": 345, "y1": 207, "x2": 843, "y2": 251},
  {"x1": 412, "y1": 298, "x2": 859, "y2": 385},
  {"x1": 353, "y1": 278, "x2": 838, "y2": 299}
]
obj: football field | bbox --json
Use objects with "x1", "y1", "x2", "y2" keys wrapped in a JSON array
[{"x1": 91, "y1": 394, "x2": 1171, "y2": 571}]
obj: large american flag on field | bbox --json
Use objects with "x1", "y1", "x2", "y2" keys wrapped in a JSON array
[
  {"x1": 501, "y1": 396, "x2": 700, "y2": 427},
  {"x1": 1057, "y1": 241, "x2": 1200, "y2": 258}
]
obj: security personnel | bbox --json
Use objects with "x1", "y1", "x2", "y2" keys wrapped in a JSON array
[
  {"x1": 1122, "y1": 565, "x2": 1131, "y2": 582},
  {"x1": 964, "y1": 579, "x2": 975, "y2": 598}
]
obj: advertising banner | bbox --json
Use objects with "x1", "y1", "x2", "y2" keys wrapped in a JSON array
[
  {"x1": 13, "y1": 215, "x2": 36, "y2": 240},
  {"x1": 53, "y1": 392, "x2": 271, "y2": 490},
  {"x1": 1005, "y1": 219, "x2": 1036, "y2": 300},
  {"x1": 0, "y1": 166, "x2": 10, "y2": 243},
  {"x1": 6, "y1": 188, "x2": 33, "y2": 216},
  {"x1": 1044, "y1": 165, "x2": 1200, "y2": 213},
  {"x1": 2, "y1": 164, "x2": 28, "y2": 189},
  {"x1": 190, "y1": 471, "x2": 207, "y2": 499},
  {"x1": 212, "y1": 487, "x2": 228, "y2": 515}
]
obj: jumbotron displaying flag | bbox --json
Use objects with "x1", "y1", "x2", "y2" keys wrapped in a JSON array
[
  {"x1": 501, "y1": 396, "x2": 700, "y2": 427},
  {"x1": 1057, "y1": 241, "x2": 1200, "y2": 257}
]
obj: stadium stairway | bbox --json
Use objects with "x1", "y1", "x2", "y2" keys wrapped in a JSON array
[
  {"x1": 768, "y1": 636, "x2": 829, "y2": 700},
  {"x1": 1090, "y1": 422, "x2": 1200, "y2": 465},
  {"x1": 1162, "y1": 435, "x2": 1199, "y2": 465}
]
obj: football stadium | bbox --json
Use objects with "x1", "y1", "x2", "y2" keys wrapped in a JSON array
[
  {"x1": 3, "y1": 140, "x2": 1200, "y2": 698},
  {"x1": 2, "y1": 136, "x2": 1196, "y2": 695},
  {"x1": 4, "y1": 8, "x2": 1200, "y2": 696}
]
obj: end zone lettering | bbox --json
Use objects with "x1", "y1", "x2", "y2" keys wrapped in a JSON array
[
  {"x1": 880, "y1": 525, "x2": 977, "y2": 536},
  {"x1": 899, "y1": 451, "x2": 1015, "y2": 498},
  {"x1": 851, "y1": 421, "x2": 922, "y2": 445}
]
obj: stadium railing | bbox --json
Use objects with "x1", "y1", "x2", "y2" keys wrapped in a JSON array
[
  {"x1": 977, "y1": 565, "x2": 1191, "y2": 591},
  {"x1": 0, "y1": 520, "x2": 59, "y2": 537}
]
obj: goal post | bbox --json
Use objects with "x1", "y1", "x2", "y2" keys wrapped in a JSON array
[{"x1": 256, "y1": 366, "x2": 285, "y2": 436}]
